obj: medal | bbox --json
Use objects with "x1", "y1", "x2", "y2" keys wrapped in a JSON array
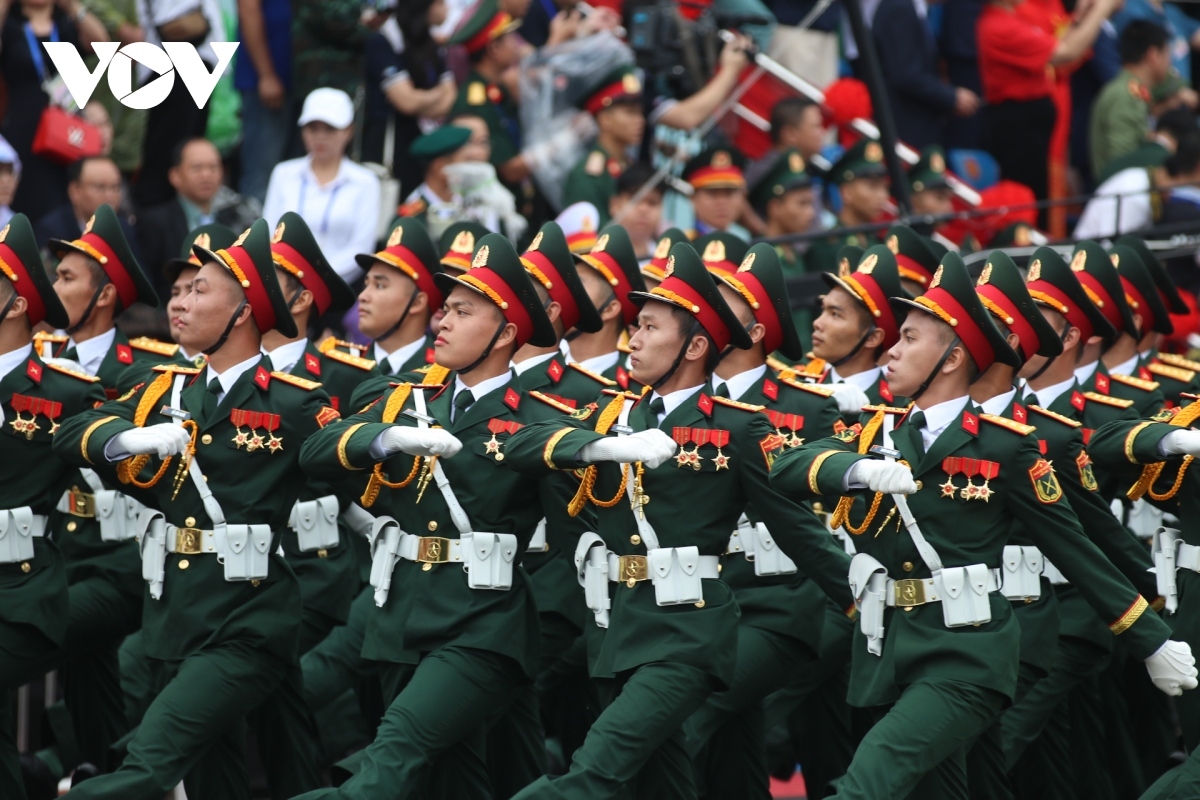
[
  {"x1": 940, "y1": 457, "x2": 962, "y2": 499},
  {"x1": 975, "y1": 461, "x2": 999, "y2": 502},
  {"x1": 960, "y1": 458, "x2": 980, "y2": 500}
]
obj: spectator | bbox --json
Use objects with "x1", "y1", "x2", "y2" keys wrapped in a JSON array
[
  {"x1": 0, "y1": 137, "x2": 20, "y2": 229},
  {"x1": 262, "y1": 88, "x2": 381, "y2": 282},
  {"x1": 291, "y1": 0, "x2": 380, "y2": 111},
  {"x1": 1113, "y1": 0, "x2": 1200, "y2": 82},
  {"x1": 449, "y1": 113, "x2": 493, "y2": 163},
  {"x1": 33, "y1": 156, "x2": 141, "y2": 264},
  {"x1": 1090, "y1": 20, "x2": 1174, "y2": 179},
  {"x1": 804, "y1": 138, "x2": 890, "y2": 274},
  {"x1": 363, "y1": 0, "x2": 457, "y2": 199},
  {"x1": 680, "y1": 147, "x2": 750, "y2": 240},
  {"x1": 82, "y1": 101, "x2": 115, "y2": 157},
  {"x1": 977, "y1": 0, "x2": 1122, "y2": 204},
  {"x1": 744, "y1": 97, "x2": 828, "y2": 236},
  {"x1": 138, "y1": 138, "x2": 261, "y2": 297},
  {"x1": 0, "y1": 0, "x2": 105, "y2": 221},
  {"x1": 398, "y1": 126, "x2": 479, "y2": 223},
  {"x1": 1097, "y1": 106, "x2": 1197, "y2": 184},
  {"x1": 871, "y1": 0, "x2": 979, "y2": 150},
  {"x1": 939, "y1": 0, "x2": 987, "y2": 149},
  {"x1": 1160, "y1": 130, "x2": 1200, "y2": 227},
  {"x1": 235, "y1": 0, "x2": 294, "y2": 203},
  {"x1": 608, "y1": 162, "x2": 665, "y2": 261}
]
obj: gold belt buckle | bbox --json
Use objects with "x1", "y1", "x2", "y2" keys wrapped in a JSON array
[
  {"x1": 417, "y1": 536, "x2": 451, "y2": 563},
  {"x1": 893, "y1": 579, "x2": 927, "y2": 609},
  {"x1": 618, "y1": 555, "x2": 648, "y2": 588},
  {"x1": 68, "y1": 488, "x2": 95, "y2": 518},
  {"x1": 174, "y1": 527, "x2": 204, "y2": 555}
]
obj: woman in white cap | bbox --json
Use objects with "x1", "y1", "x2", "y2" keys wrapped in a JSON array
[{"x1": 262, "y1": 87, "x2": 381, "y2": 283}]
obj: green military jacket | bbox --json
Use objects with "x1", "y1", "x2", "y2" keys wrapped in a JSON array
[
  {"x1": 562, "y1": 145, "x2": 623, "y2": 226},
  {"x1": 771, "y1": 401, "x2": 1169, "y2": 707},
  {"x1": 1081, "y1": 362, "x2": 1164, "y2": 418},
  {"x1": 451, "y1": 70, "x2": 520, "y2": 167},
  {"x1": 1090, "y1": 69, "x2": 1153, "y2": 179},
  {"x1": 299, "y1": 373, "x2": 586, "y2": 679},
  {"x1": 503, "y1": 384, "x2": 854, "y2": 687},
  {"x1": 55, "y1": 358, "x2": 334, "y2": 663},
  {"x1": 1140, "y1": 350, "x2": 1200, "y2": 409},
  {"x1": 0, "y1": 352, "x2": 106, "y2": 646}
]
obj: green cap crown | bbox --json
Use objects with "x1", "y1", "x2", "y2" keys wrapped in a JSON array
[
  {"x1": 976, "y1": 251, "x2": 1063, "y2": 360},
  {"x1": 748, "y1": 149, "x2": 812, "y2": 211},
  {"x1": 830, "y1": 138, "x2": 887, "y2": 186},
  {"x1": 908, "y1": 145, "x2": 950, "y2": 193}
]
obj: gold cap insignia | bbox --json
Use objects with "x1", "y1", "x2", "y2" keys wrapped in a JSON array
[
  {"x1": 272, "y1": 222, "x2": 286, "y2": 243},
  {"x1": 838, "y1": 258, "x2": 851, "y2": 277},
  {"x1": 233, "y1": 227, "x2": 251, "y2": 248},
  {"x1": 858, "y1": 253, "x2": 878, "y2": 275},
  {"x1": 387, "y1": 226, "x2": 404, "y2": 247},
  {"x1": 194, "y1": 232, "x2": 211, "y2": 249},
  {"x1": 581, "y1": 216, "x2": 594, "y2": 233},
  {"x1": 530, "y1": 230, "x2": 544, "y2": 251},
  {"x1": 887, "y1": 234, "x2": 899, "y2": 255},
  {"x1": 0, "y1": 224, "x2": 8, "y2": 244},
  {"x1": 82, "y1": 215, "x2": 95, "y2": 235},
  {"x1": 702, "y1": 240, "x2": 726, "y2": 263},
  {"x1": 930, "y1": 266, "x2": 944, "y2": 289},
  {"x1": 865, "y1": 142, "x2": 883, "y2": 162},
  {"x1": 738, "y1": 252, "x2": 755, "y2": 273},
  {"x1": 664, "y1": 255, "x2": 676, "y2": 278},
  {"x1": 1110, "y1": 253, "x2": 1120, "y2": 268},
  {"x1": 931, "y1": 152, "x2": 945, "y2": 172},
  {"x1": 594, "y1": 233, "x2": 609, "y2": 253},
  {"x1": 1015, "y1": 225, "x2": 1032, "y2": 246},
  {"x1": 654, "y1": 237, "x2": 671, "y2": 260},
  {"x1": 452, "y1": 230, "x2": 474, "y2": 254},
  {"x1": 622, "y1": 73, "x2": 641, "y2": 94},
  {"x1": 789, "y1": 152, "x2": 804, "y2": 173},
  {"x1": 713, "y1": 151, "x2": 732, "y2": 169},
  {"x1": 472, "y1": 245, "x2": 490, "y2": 269},
  {"x1": 1070, "y1": 250, "x2": 1087, "y2": 272},
  {"x1": 978, "y1": 263, "x2": 992, "y2": 286},
  {"x1": 1028, "y1": 259, "x2": 1042, "y2": 282}
]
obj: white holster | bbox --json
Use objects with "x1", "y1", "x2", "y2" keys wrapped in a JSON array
[
  {"x1": 1154, "y1": 526, "x2": 1183, "y2": 614},
  {"x1": 575, "y1": 533, "x2": 611, "y2": 628},
  {"x1": 727, "y1": 514, "x2": 798, "y2": 576},
  {"x1": 368, "y1": 516, "x2": 404, "y2": 607},
  {"x1": 58, "y1": 468, "x2": 145, "y2": 542},
  {"x1": 1041, "y1": 559, "x2": 1069, "y2": 585},
  {"x1": 217, "y1": 524, "x2": 272, "y2": 582},
  {"x1": 527, "y1": 518, "x2": 548, "y2": 553},
  {"x1": 341, "y1": 503, "x2": 377, "y2": 541},
  {"x1": 0, "y1": 507, "x2": 46, "y2": 564},
  {"x1": 1127, "y1": 498, "x2": 1165, "y2": 541},
  {"x1": 849, "y1": 553, "x2": 889, "y2": 656},
  {"x1": 138, "y1": 510, "x2": 168, "y2": 600},
  {"x1": 1000, "y1": 545, "x2": 1043, "y2": 602},
  {"x1": 289, "y1": 495, "x2": 341, "y2": 552}
]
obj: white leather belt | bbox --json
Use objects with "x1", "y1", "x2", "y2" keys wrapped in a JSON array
[
  {"x1": 1177, "y1": 542, "x2": 1200, "y2": 573},
  {"x1": 606, "y1": 552, "x2": 720, "y2": 583},
  {"x1": 164, "y1": 525, "x2": 218, "y2": 555},
  {"x1": 396, "y1": 532, "x2": 466, "y2": 564},
  {"x1": 884, "y1": 569, "x2": 1002, "y2": 607}
]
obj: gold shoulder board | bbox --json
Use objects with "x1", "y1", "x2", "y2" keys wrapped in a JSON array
[
  {"x1": 45, "y1": 362, "x2": 100, "y2": 382},
  {"x1": 1111, "y1": 373, "x2": 1160, "y2": 392},
  {"x1": 1148, "y1": 363, "x2": 1196, "y2": 383},
  {"x1": 151, "y1": 364, "x2": 202, "y2": 375},
  {"x1": 567, "y1": 362, "x2": 617, "y2": 386},
  {"x1": 1083, "y1": 392, "x2": 1135, "y2": 408},
  {"x1": 712, "y1": 396, "x2": 766, "y2": 413},
  {"x1": 1159, "y1": 353, "x2": 1200, "y2": 372},
  {"x1": 980, "y1": 413, "x2": 1036, "y2": 435},
  {"x1": 781, "y1": 378, "x2": 835, "y2": 397},
  {"x1": 529, "y1": 391, "x2": 576, "y2": 414},
  {"x1": 1028, "y1": 405, "x2": 1082, "y2": 428},
  {"x1": 272, "y1": 371, "x2": 322, "y2": 390},
  {"x1": 128, "y1": 336, "x2": 180, "y2": 357},
  {"x1": 324, "y1": 348, "x2": 377, "y2": 371}
]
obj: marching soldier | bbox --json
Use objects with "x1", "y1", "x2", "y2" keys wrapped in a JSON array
[
  {"x1": 160, "y1": 226, "x2": 235, "y2": 370},
  {"x1": 562, "y1": 66, "x2": 644, "y2": 224},
  {"x1": 55, "y1": 219, "x2": 337, "y2": 799}
]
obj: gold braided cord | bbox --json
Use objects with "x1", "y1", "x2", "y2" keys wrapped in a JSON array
[
  {"x1": 1027, "y1": 289, "x2": 1069, "y2": 315},
  {"x1": 830, "y1": 411, "x2": 887, "y2": 535},
  {"x1": 1146, "y1": 457, "x2": 1193, "y2": 502},
  {"x1": 0, "y1": 253, "x2": 19, "y2": 283},
  {"x1": 271, "y1": 251, "x2": 305, "y2": 279},
  {"x1": 648, "y1": 287, "x2": 700, "y2": 313},
  {"x1": 1128, "y1": 401, "x2": 1200, "y2": 501},
  {"x1": 70, "y1": 239, "x2": 108, "y2": 265},
  {"x1": 134, "y1": 372, "x2": 174, "y2": 427},
  {"x1": 215, "y1": 249, "x2": 251, "y2": 287},
  {"x1": 913, "y1": 296, "x2": 958, "y2": 327},
  {"x1": 371, "y1": 251, "x2": 420, "y2": 282},
  {"x1": 1080, "y1": 282, "x2": 1105, "y2": 309},
  {"x1": 119, "y1": 419, "x2": 198, "y2": 490},
  {"x1": 568, "y1": 394, "x2": 631, "y2": 516},
  {"x1": 841, "y1": 276, "x2": 880, "y2": 317},
  {"x1": 117, "y1": 372, "x2": 185, "y2": 487},
  {"x1": 720, "y1": 275, "x2": 761, "y2": 310},
  {"x1": 423, "y1": 365, "x2": 450, "y2": 385},
  {"x1": 519, "y1": 257, "x2": 554, "y2": 290},
  {"x1": 458, "y1": 274, "x2": 509, "y2": 309},
  {"x1": 363, "y1": 383, "x2": 419, "y2": 507},
  {"x1": 978, "y1": 295, "x2": 1014, "y2": 325}
]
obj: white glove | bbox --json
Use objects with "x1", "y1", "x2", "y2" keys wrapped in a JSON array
[
  {"x1": 826, "y1": 383, "x2": 871, "y2": 416},
  {"x1": 113, "y1": 424, "x2": 191, "y2": 459},
  {"x1": 1145, "y1": 640, "x2": 1199, "y2": 696},
  {"x1": 379, "y1": 426, "x2": 463, "y2": 458},
  {"x1": 849, "y1": 459, "x2": 918, "y2": 495},
  {"x1": 580, "y1": 429, "x2": 679, "y2": 469},
  {"x1": 1161, "y1": 429, "x2": 1200, "y2": 457}
]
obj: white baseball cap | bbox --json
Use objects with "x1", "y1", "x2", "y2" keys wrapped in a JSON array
[{"x1": 298, "y1": 88, "x2": 355, "y2": 129}]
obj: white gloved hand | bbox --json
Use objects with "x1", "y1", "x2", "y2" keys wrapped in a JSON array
[
  {"x1": 850, "y1": 459, "x2": 918, "y2": 495},
  {"x1": 580, "y1": 429, "x2": 679, "y2": 468},
  {"x1": 826, "y1": 383, "x2": 871, "y2": 416},
  {"x1": 113, "y1": 424, "x2": 191, "y2": 459},
  {"x1": 1161, "y1": 430, "x2": 1200, "y2": 457},
  {"x1": 380, "y1": 426, "x2": 463, "y2": 458},
  {"x1": 1145, "y1": 640, "x2": 1199, "y2": 696}
]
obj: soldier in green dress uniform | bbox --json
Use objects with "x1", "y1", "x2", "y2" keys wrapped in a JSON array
[
  {"x1": 884, "y1": 224, "x2": 942, "y2": 296},
  {"x1": 562, "y1": 66, "x2": 644, "y2": 225},
  {"x1": 805, "y1": 139, "x2": 889, "y2": 274},
  {"x1": 55, "y1": 219, "x2": 338, "y2": 799},
  {"x1": 0, "y1": 214, "x2": 107, "y2": 798},
  {"x1": 682, "y1": 147, "x2": 751, "y2": 240},
  {"x1": 160, "y1": 225, "x2": 236, "y2": 369},
  {"x1": 640, "y1": 228, "x2": 691, "y2": 289},
  {"x1": 438, "y1": 221, "x2": 491, "y2": 276},
  {"x1": 397, "y1": 126, "x2": 473, "y2": 227},
  {"x1": 769, "y1": 252, "x2": 1192, "y2": 799}
]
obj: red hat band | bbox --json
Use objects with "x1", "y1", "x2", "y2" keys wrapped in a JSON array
[
  {"x1": 584, "y1": 81, "x2": 638, "y2": 115},
  {"x1": 689, "y1": 167, "x2": 745, "y2": 190},
  {"x1": 372, "y1": 244, "x2": 443, "y2": 309},
  {"x1": 1119, "y1": 276, "x2": 1153, "y2": 333},
  {"x1": 456, "y1": 266, "x2": 535, "y2": 346},
  {"x1": 914, "y1": 288, "x2": 996, "y2": 372},
  {"x1": 1075, "y1": 271, "x2": 1123, "y2": 331},
  {"x1": 724, "y1": 272, "x2": 782, "y2": 354},
  {"x1": 895, "y1": 254, "x2": 933, "y2": 287},
  {"x1": 465, "y1": 13, "x2": 512, "y2": 54},
  {"x1": 272, "y1": 241, "x2": 333, "y2": 316},
  {"x1": 648, "y1": 276, "x2": 733, "y2": 351},
  {"x1": 842, "y1": 273, "x2": 900, "y2": 349},
  {"x1": 0, "y1": 243, "x2": 47, "y2": 326},
  {"x1": 521, "y1": 251, "x2": 581, "y2": 331},
  {"x1": 216, "y1": 246, "x2": 276, "y2": 334},
  {"x1": 578, "y1": 251, "x2": 637, "y2": 325},
  {"x1": 1027, "y1": 279, "x2": 1094, "y2": 341},
  {"x1": 977, "y1": 284, "x2": 1038, "y2": 361},
  {"x1": 70, "y1": 233, "x2": 137, "y2": 309}
]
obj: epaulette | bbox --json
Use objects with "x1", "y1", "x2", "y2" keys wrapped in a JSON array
[
  {"x1": 1148, "y1": 363, "x2": 1196, "y2": 383},
  {"x1": 529, "y1": 391, "x2": 575, "y2": 414},
  {"x1": 271, "y1": 371, "x2": 322, "y2": 390},
  {"x1": 712, "y1": 395, "x2": 766, "y2": 413},
  {"x1": 1158, "y1": 353, "x2": 1200, "y2": 372},
  {"x1": 128, "y1": 336, "x2": 179, "y2": 357},
  {"x1": 398, "y1": 198, "x2": 427, "y2": 218},
  {"x1": 781, "y1": 377, "x2": 835, "y2": 397},
  {"x1": 980, "y1": 413, "x2": 1035, "y2": 435},
  {"x1": 601, "y1": 388, "x2": 639, "y2": 399},
  {"x1": 1111, "y1": 373, "x2": 1160, "y2": 392},
  {"x1": 1028, "y1": 405, "x2": 1082, "y2": 428},
  {"x1": 862, "y1": 404, "x2": 908, "y2": 415},
  {"x1": 152, "y1": 364, "x2": 202, "y2": 375},
  {"x1": 44, "y1": 362, "x2": 100, "y2": 382},
  {"x1": 33, "y1": 332, "x2": 68, "y2": 344},
  {"x1": 1084, "y1": 391, "x2": 1135, "y2": 408},
  {"x1": 318, "y1": 337, "x2": 369, "y2": 356},
  {"x1": 323, "y1": 348, "x2": 377, "y2": 371},
  {"x1": 567, "y1": 362, "x2": 617, "y2": 386},
  {"x1": 766, "y1": 355, "x2": 792, "y2": 373}
]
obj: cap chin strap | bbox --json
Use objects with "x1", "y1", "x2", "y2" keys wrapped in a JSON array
[
  {"x1": 651, "y1": 319, "x2": 703, "y2": 392},
  {"x1": 907, "y1": 336, "x2": 962, "y2": 403},
  {"x1": 564, "y1": 292, "x2": 618, "y2": 343},
  {"x1": 0, "y1": 291, "x2": 21, "y2": 328},
  {"x1": 831, "y1": 325, "x2": 879, "y2": 369},
  {"x1": 717, "y1": 320, "x2": 758, "y2": 363},
  {"x1": 66, "y1": 281, "x2": 109, "y2": 335},
  {"x1": 202, "y1": 299, "x2": 249, "y2": 356},
  {"x1": 1025, "y1": 325, "x2": 1072, "y2": 383},
  {"x1": 457, "y1": 318, "x2": 509, "y2": 375},
  {"x1": 376, "y1": 287, "x2": 421, "y2": 346}
]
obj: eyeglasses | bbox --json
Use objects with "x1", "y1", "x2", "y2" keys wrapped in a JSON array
[{"x1": 81, "y1": 182, "x2": 122, "y2": 194}]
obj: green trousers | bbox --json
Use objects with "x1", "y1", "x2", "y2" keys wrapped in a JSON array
[
  {"x1": 684, "y1": 625, "x2": 814, "y2": 799},
  {"x1": 828, "y1": 678, "x2": 1007, "y2": 800},
  {"x1": 511, "y1": 661, "x2": 714, "y2": 800},
  {"x1": 1141, "y1": 745, "x2": 1200, "y2": 799},
  {"x1": 302, "y1": 587, "x2": 376, "y2": 715},
  {"x1": 965, "y1": 661, "x2": 1041, "y2": 800},
  {"x1": 62, "y1": 640, "x2": 292, "y2": 800},
  {"x1": 0, "y1": 619, "x2": 60, "y2": 800}
]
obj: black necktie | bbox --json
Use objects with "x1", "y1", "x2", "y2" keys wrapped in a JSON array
[
  {"x1": 453, "y1": 389, "x2": 475, "y2": 422},
  {"x1": 905, "y1": 410, "x2": 927, "y2": 458},
  {"x1": 712, "y1": 382, "x2": 730, "y2": 398},
  {"x1": 648, "y1": 397, "x2": 665, "y2": 420},
  {"x1": 201, "y1": 377, "x2": 222, "y2": 420},
  {"x1": 62, "y1": 346, "x2": 79, "y2": 363},
  {"x1": 1025, "y1": 392, "x2": 1040, "y2": 407}
]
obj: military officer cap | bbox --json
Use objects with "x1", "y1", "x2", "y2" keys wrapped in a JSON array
[
  {"x1": 893, "y1": 252, "x2": 1020, "y2": 372},
  {"x1": 582, "y1": 65, "x2": 643, "y2": 115},
  {"x1": 1110, "y1": 243, "x2": 1172, "y2": 335},
  {"x1": 643, "y1": 228, "x2": 691, "y2": 283},
  {"x1": 439, "y1": 221, "x2": 491, "y2": 273},
  {"x1": 575, "y1": 224, "x2": 646, "y2": 326},
  {"x1": 0, "y1": 213, "x2": 68, "y2": 328},
  {"x1": 835, "y1": 244, "x2": 865, "y2": 277},
  {"x1": 821, "y1": 244, "x2": 911, "y2": 350},
  {"x1": 975, "y1": 251, "x2": 1063, "y2": 361},
  {"x1": 357, "y1": 217, "x2": 446, "y2": 310},
  {"x1": 1116, "y1": 235, "x2": 1188, "y2": 315},
  {"x1": 885, "y1": 224, "x2": 941, "y2": 291},
  {"x1": 271, "y1": 212, "x2": 357, "y2": 315},
  {"x1": 630, "y1": 242, "x2": 753, "y2": 351},
  {"x1": 989, "y1": 221, "x2": 1039, "y2": 249},
  {"x1": 1025, "y1": 246, "x2": 1116, "y2": 343},
  {"x1": 748, "y1": 148, "x2": 811, "y2": 212},
  {"x1": 695, "y1": 230, "x2": 748, "y2": 276},
  {"x1": 434, "y1": 233, "x2": 557, "y2": 347},
  {"x1": 555, "y1": 201, "x2": 601, "y2": 254},
  {"x1": 717, "y1": 243, "x2": 805, "y2": 360},
  {"x1": 683, "y1": 147, "x2": 746, "y2": 191},
  {"x1": 520, "y1": 221, "x2": 604, "y2": 334},
  {"x1": 410, "y1": 125, "x2": 472, "y2": 160},
  {"x1": 830, "y1": 137, "x2": 887, "y2": 186},
  {"x1": 908, "y1": 145, "x2": 951, "y2": 193},
  {"x1": 164, "y1": 223, "x2": 236, "y2": 286},
  {"x1": 1071, "y1": 240, "x2": 1138, "y2": 339},
  {"x1": 448, "y1": 0, "x2": 521, "y2": 55},
  {"x1": 49, "y1": 203, "x2": 159, "y2": 308},
  {"x1": 193, "y1": 219, "x2": 298, "y2": 338}
]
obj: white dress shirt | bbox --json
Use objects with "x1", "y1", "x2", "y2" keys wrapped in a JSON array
[
  {"x1": 262, "y1": 339, "x2": 308, "y2": 375},
  {"x1": 1025, "y1": 375, "x2": 1077, "y2": 409},
  {"x1": 67, "y1": 328, "x2": 116, "y2": 377},
  {"x1": 574, "y1": 350, "x2": 621, "y2": 376},
  {"x1": 712, "y1": 364, "x2": 767, "y2": 402},
  {"x1": 1074, "y1": 360, "x2": 1100, "y2": 387},
  {"x1": 1110, "y1": 353, "x2": 1140, "y2": 377},
  {"x1": 979, "y1": 387, "x2": 1017, "y2": 418},
  {"x1": 512, "y1": 350, "x2": 558, "y2": 376},
  {"x1": 0, "y1": 343, "x2": 32, "y2": 424},
  {"x1": 374, "y1": 337, "x2": 426, "y2": 377},
  {"x1": 205, "y1": 354, "x2": 264, "y2": 403},
  {"x1": 262, "y1": 156, "x2": 381, "y2": 283},
  {"x1": 829, "y1": 365, "x2": 882, "y2": 393},
  {"x1": 910, "y1": 395, "x2": 971, "y2": 452},
  {"x1": 647, "y1": 384, "x2": 704, "y2": 425}
]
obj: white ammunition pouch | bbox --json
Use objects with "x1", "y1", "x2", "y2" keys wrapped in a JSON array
[
  {"x1": 289, "y1": 495, "x2": 341, "y2": 552},
  {"x1": 465, "y1": 532, "x2": 518, "y2": 590},
  {"x1": 58, "y1": 468, "x2": 145, "y2": 542},
  {"x1": 645, "y1": 546, "x2": 719, "y2": 605},
  {"x1": 726, "y1": 514, "x2": 798, "y2": 576},
  {"x1": 1000, "y1": 545, "x2": 1044, "y2": 602},
  {"x1": 1154, "y1": 526, "x2": 1193, "y2": 615},
  {"x1": 0, "y1": 507, "x2": 46, "y2": 564},
  {"x1": 217, "y1": 524, "x2": 273, "y2": 582},
  {"x1": 933, "y1": 564, "x2": 999, "y2": 627}
]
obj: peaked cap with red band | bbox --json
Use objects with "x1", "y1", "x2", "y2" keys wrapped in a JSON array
[
  {"x1": 1116, "y1": 235, "x2": 1188, "y2": 315},
  {"x1": 164, "y1": 223, "x2": 236, "y2": 285},
  {"x1": 357, "y1": 217, "x2": 446, "y2": 310},
  {"x1": 682, "y1": 147, "x2": 746, "y2": 190},
  {"x1": 718, "y1": 242, "x2": 804, "y2": 359},
  {"x1": 49, "y1": 203, "x2": 158, "y2": 309},
  {"x1": 575, "y1": 223, "x2": 646, "y2": 327},
  {"x1": 0, "y1": 213, "x2": 68, "y2": 328},
  {"x1": 1025, "y1": 246, "x2": 1115, "y2": 343},
  {"x1": 520, "y1": 221, "x2": 603, "y2": 334},
  {"x1": 433, "y1": 233, "x2": 556, "y2": 348},
  {"x1": 821, "y1": 244, "x2": 912, "y2": 350},
  {"x1": 438, "y1": 221, "x2": 490, "y2": 273},
  {"x1": 974, "y1": 251, "x2": 1062, "y2": 361},
  {"x1": 893, "y1": 251, "x2": 1019, "y2": 372},
  {"x1": 629, "y1": 242, "x2": 753, "y2": 352},
  {"x1": 581, "y1": 65, "x2": 643, "y2": 116},
  {"x1": 273, "y1": 212, "x2": 356, "y2": 316},
  {"x1": 885, "y1": 224, "x2": 941, "y2": 290},
  {"x1": 643, "y1": 227, "x2": 690, "y2": 283},
  {"x1": 1071, "y1": 240, "x2": 1138, "y2": 338},
  {"x1": 695, "y1": 230, "x2": 748, "y2": 276},
  {"x1": 449, "y1": 0, "x2": 521, "y2": 55},
  {"x1": 192, "y1": 219, "x2": 298, "y2": 338},
  {"x1": 1110, "y1": 243, "x2": 1171, "y2": 335}
]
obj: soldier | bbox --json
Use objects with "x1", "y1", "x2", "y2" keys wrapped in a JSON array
[
  {"x1": 695, "y1": 230, "x2": 748, "y2": 277},
  {"x1": 681, "y1": 147, "x2": 751, "y2": 240},
  {"x1": 438, "y1": 221, "x2": 491, "y2": 277},
  {"x1": 640, "y1": 227, "x2": 691, "y2": 289},
  {"x1": 398, "y1": 126, "x2": 474, "y2": 228},
  {"x1": 554, "y1": 201, "x2": 602, "y2": 255},
  {"x1": 562, "y1": 66, "x2": 644, "y2": 224},
  {"x1": 907, "y1": 146, "x2": 954, "y2": 221},
  {"x1": 0, "y1": 214, "x2": 107, "y2": 798},
  {"x1": 884, "y1": 224, "x2": 941, "y2": 296},
  {"x1": 55, "y1": 219, "x2": 337, "y2": 799},
  {"x1": 769, "y1": 252, "x2": 1194, "y2": 798},
  {"x1": 804, "y1": 139, "x2": 889, "y2": 274},
  {"x1": 161, "y1": 225, "x2": 236, "y2": 369},
  {"x1": 502, "y1": 242, "x2": 854, "y2": 799}
]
